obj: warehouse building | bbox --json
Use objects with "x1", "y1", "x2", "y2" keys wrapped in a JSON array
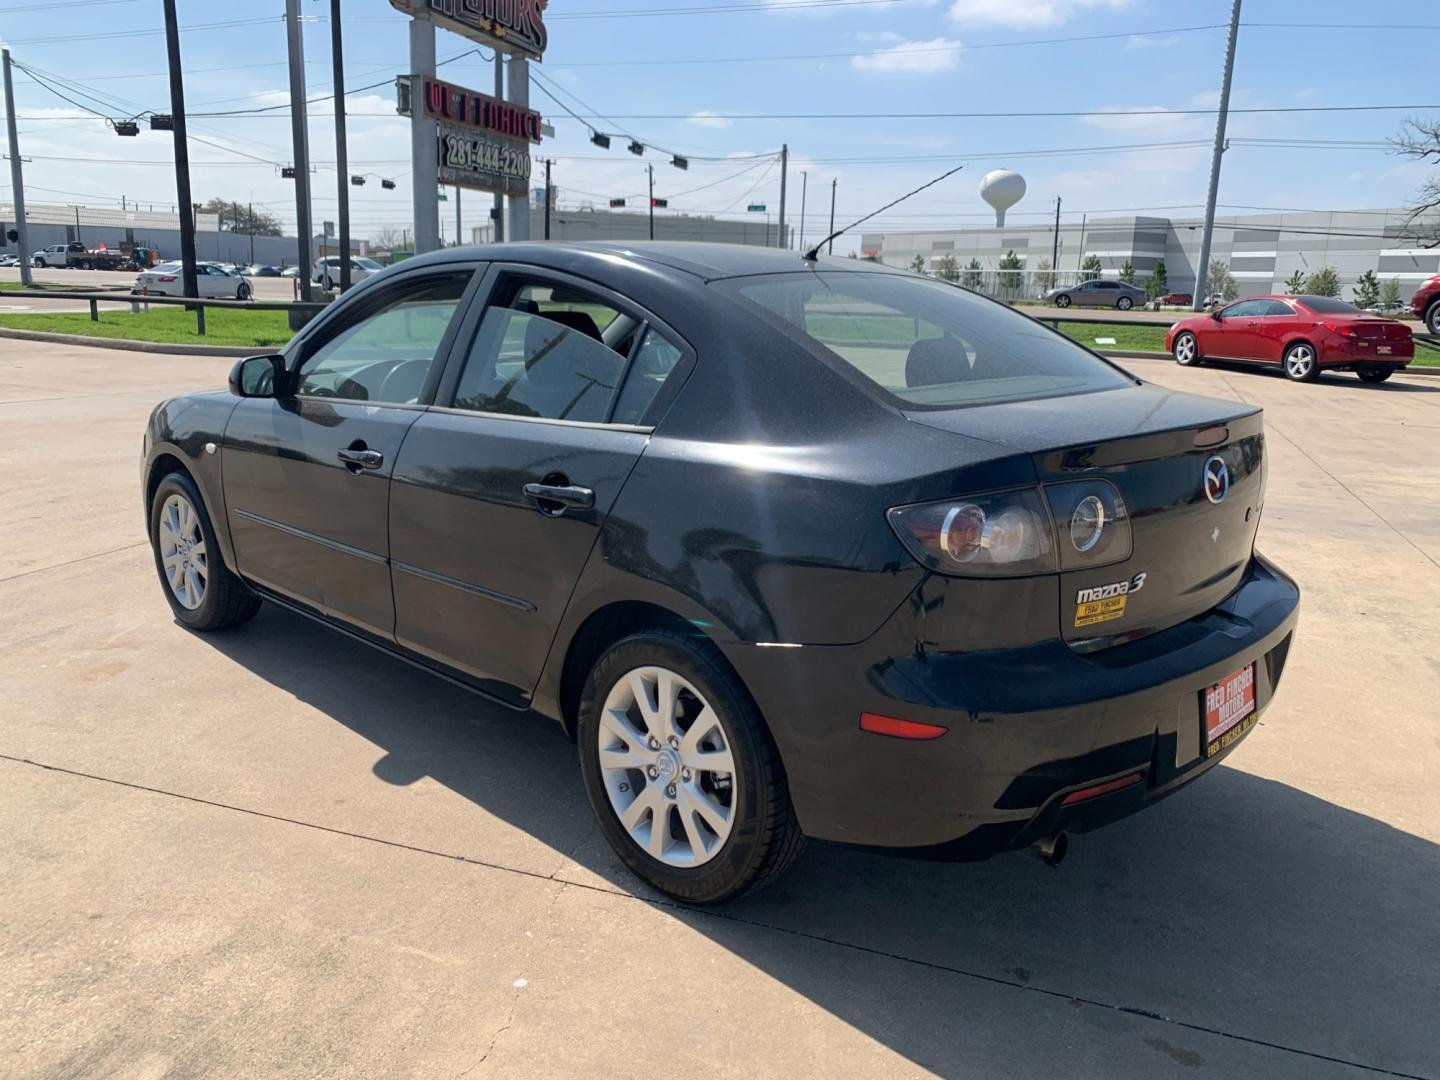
[
  {"x1": 860, "y1": 207, "x2": 1440, "y2": 299},
  {"x1": 472, "y1": 206, "x2": 789, "y2": 248}
]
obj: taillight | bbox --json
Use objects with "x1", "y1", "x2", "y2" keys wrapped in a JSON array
[
  {"x1": 889, "y1": 480, "x2": 1133, "y2": 579},
  {"x1": 859, "y1": 713, "x2": 948, "y2": 741},
  {"x1": 888, "y1": 489, "x2": 1055, "y2": 577},
  {"x1": 1322, "y1": 321, "x2": 1356, "y2": 337},
  {"x1": 158, "y1": 275, "x2": 176, "y2": 283}
]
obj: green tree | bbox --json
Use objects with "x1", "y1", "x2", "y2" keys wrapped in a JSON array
[
  {"x1": 1352, "y1": 269, "x2": 1381, "y2": 309},
  {"x1": 1304, "y1": 266, "x2": 1341, "y2": 298},
  {"x1": 1033, "y1": 256, "x2": 1054, "y2": 296},
  {"x1": 1146, "y1": 260, "x2": 1168, "y2": 299},
  {"x1": 1208, "y1": 259, "x2": 1237, "y2": 302},
  {"x1": 1283, "y1": 269, "x2": 1306, "y2": 294},
  {"x1": 200, "y1": 198, "x2": 283, "y2": 236},
  {"x1": 1080, "y1": 254, "x2": 1103, "y2": 282},
  {"x1": 909, "y1": 253, "x2": 927, "y2": 274},
  {"x1": 998, "y1": 250, "x2": 1024, "y2": 295},
  {"x1": 935, "y1": 253, "x2": 960, "y2": 283},
  {"x1": 1380, "y1": 276, "x2": 1403, "y2": 309},
  {"x1": 961, "y1": 257, "x2": 982, "y2": 290},
  {"x1": 1118, "y1": 259, "x2": 1135, "y2": 285}
]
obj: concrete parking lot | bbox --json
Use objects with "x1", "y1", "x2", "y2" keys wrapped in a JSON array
[{"x1": 3, "y1": 342, "x2": 1438, "y2": 1078}]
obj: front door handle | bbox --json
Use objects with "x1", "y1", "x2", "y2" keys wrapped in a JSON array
[
  {"x1": 523, "y1": 482, "x2": 595, "y2": 512},
  {"x1": 337, "y1": 447, "x2": 384, "y2": 470}
]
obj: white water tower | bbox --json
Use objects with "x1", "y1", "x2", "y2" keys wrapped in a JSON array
[{"x1": 980, "y1": 169, "x2": 1026, "y2": 227}]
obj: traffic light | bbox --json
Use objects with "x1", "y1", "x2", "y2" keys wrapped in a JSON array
[
  {"x1": 609, "y1": 198, "x2": 626, "y2": 208},
  {"x1": 628, "y1": 140, "x2": 644, "y2": 156},
  {"x1": 381, "y1": 178, "x2": 397, "y2": 190},
  {"x1": 149, "y1": 114, "x2": 173, "y2": 131},
  {"x1": 351, "y1": 175, "x2": 366, "y2": 186},
  {"x1": 671, "y1": 155, "x2": 688, "y2": 171},
  {"x1": 113, "y1": 120, "x2": 139, "y2": 137},
  {"x1": 590, "y1": 132, "x2": 611, "y2": 149},
  {"x1": 650, "y1": 198, "x2": 668, "y2": 208},
  {"x1": 281, "y1": 166, "x2": 297, "y2": 179}
]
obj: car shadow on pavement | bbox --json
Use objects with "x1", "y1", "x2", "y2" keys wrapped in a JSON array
[
  {"x1": 203, "y1": 604, "x2": 1440, "y2": 1079},
  {"x1": 1197, "y1": 359, "x2": 1440, "y2": 392}
]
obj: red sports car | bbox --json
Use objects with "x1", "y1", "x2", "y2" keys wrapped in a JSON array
[{"x1": 1165, "y1": 294, "x2": 1413, "y2": 383}]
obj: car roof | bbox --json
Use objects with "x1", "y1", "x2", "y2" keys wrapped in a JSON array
[{"x1": 396, "y1": 240, "x2": 911, "y2": 282}]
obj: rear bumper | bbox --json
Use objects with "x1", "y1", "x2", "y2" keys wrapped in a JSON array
[
  {"x1": 1317, "y1": 337, "x2": 1412, "y2": 365},
  {"x1": 724, "y1": 553, "x2": 1300, "y2": 857}
]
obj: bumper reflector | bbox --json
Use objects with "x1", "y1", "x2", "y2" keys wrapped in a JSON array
[
  {"x1": 1060, "y1": 772, "x2": 1143, "y2": 806},
  {"x1": 859, "y1": 713, "x2": 948, "y2": 740}
]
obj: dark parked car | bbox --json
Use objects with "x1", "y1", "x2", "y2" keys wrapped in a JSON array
[
  {"x1": 141, "y1": 242, "x2": 1299, "y2": 903},
  {"x1": 1044, "y1": 279, "x2": 1147, "y2": 310},
  {"x1": 1166, "y1": 294, "x2": 1413, "y2": 383},
  {"x1": 244, "y1": 264, "x2": 281, "y2": 277}
]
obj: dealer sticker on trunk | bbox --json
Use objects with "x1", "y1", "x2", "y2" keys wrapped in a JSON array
[{"x1": 1074, "y1": 573, "x2": 1147, "y2": 628}]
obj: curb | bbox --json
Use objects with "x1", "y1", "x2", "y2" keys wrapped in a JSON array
[
  {"x1": 0, "y1": 327, "x2": 259, "y2": 357},
  {"x1": 1100, "y1": 349, "x2": 1440, "y2": 376}
]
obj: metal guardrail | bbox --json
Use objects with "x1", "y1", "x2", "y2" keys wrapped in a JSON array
[{"x1": 1, "y1": 288, "x2": 330, "y2": 336}]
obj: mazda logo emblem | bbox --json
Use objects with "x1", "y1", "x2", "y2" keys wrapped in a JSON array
[{"x1": 1202, "y1": 455, "x2": 1230, "y2": 504}]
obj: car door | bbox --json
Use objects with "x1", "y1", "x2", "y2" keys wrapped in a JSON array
[
  {"x1": 1204, "y1": 299, "x2": 1260, "y2": 358},
  {"x1": 1251, "y1": 299, "x2": 1296, "y2": 363},
  {"x1": 222, "y1": 266, "x2": 481, "y2": 639},
  {"x1": 388, "y1": 264, "x2": 692, "y2": 705}
]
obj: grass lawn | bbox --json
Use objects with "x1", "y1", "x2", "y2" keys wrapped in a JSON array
[
  {"x1": 1049, "y1": 321, "x2": 1170, "y2": 353},
  {"x1": 0, "y1": 279, "x2": 103, "y2": 292},
  {"x1": 0, "y1": 306, "x2": 294, "y2": 348}
]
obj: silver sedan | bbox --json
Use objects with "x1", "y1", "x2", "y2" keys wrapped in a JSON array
[{"x1": 1045, "y1": 279, "x2": 1147, "y2": 311}]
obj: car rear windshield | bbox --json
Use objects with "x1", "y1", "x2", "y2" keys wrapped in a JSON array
[
  {"x1": 716, "y1": 271, "x2": 1134, "y2": 408},
  {"x1": 1297, "y1": 295, "x2": 1362, "y2": 314}
]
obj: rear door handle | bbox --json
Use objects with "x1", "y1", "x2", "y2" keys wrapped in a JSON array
[
  {"x1": 523, "y1": 482, "x2": 595, "y2": 512},
  {"x1": 337, "y1": 447, "x2": 384, "y2": 470}
]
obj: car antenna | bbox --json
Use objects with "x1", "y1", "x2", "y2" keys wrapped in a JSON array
[{"x1": 802, "y1": 163, "x2": 965, "y2": 263}]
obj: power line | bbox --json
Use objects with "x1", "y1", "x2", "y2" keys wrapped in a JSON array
[
  {"x1": 520, "y1": 103, "x2": 1440, "y2": 121},
  {"x1": 4, "y1": 17, "x2": 279, "y2": 45}
]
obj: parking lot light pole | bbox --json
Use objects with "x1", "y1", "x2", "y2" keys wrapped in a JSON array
[
  {"x1": 285, "y1": 0, "x2": 314, "y2": 302},
  {"x1": 1193, "y1": 0, "x2": 1242, "y2": 312},
  {"x1": 161, "y1": 0, "x2": 200, "y2": 308},
  {"x1": 3, "y1": 48, "x2": 33, "y2": 287}
]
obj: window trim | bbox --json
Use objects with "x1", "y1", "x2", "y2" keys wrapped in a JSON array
[
  {"x1": 432, "y1": 261, "x2": 696, "y2": 430},
  {"x1": 284, "y1": 262, "x2": 486, "y2": 407}
]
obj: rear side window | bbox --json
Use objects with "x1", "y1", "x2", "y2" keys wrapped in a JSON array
[
  {"x1": 1297, "y1": 295, "x2": 1362, "y2": 314},
  {"x1": 718, "y1": 271, "x2": 1133, "y2": 408}
]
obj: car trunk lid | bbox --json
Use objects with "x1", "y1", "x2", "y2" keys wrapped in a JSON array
[{"x1": 905, "y1": 382, "x2": 1265, "y2": 648}]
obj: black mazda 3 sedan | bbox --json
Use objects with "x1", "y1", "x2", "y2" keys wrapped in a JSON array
[{"x1": 141, "y1": 242, "x2": 1299, "y2": 903}]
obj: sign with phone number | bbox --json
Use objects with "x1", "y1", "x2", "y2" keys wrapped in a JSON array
[{"x1": 437, "y1": 122, "x2": 531, "y2": 196}]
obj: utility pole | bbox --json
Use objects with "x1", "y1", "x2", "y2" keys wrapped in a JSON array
[
  {"x1": 331, "y1": 0, "x2": 351, "y2": 290},
  {"x1": 492, "y1": 53, "x2": 504, "y2": 244},
  {"x1": 161, "y1": 0, "x2": 199, "y2": 307},
  {"x1": 798, "y1": 170, "x2": 807, "y2": 254},
  {"x1": 2, "y1": 49, "x2": 32, "y2": 287},
  {"x1": 544, "y1": 159, "x2": 552, "y2": 240},
  {"x1": 285, "y1": 0, "x2": 313, "y2": 301},
  {"x1": 1051, "y1": 195, "x2": 1061, "y2": 274},
  {"x1": 777, "y1": 144, "x2": 788, "y2": 249},
  {"x1": 648, "y1": 163, "x2": 655, "y2": 240},
  {"x1": 827, "y1": 178, "x2": 837, "y2": 254},
  {"x1": 1194, "y1": 0, "x2": 1242, "y2": 311},
  {"x1": 1076, "y1": 213, "x2": 1087, "y2": 272}
]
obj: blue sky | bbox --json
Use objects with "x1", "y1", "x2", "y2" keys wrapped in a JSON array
[{"x1": 2, "y1": 0, "x2": 1435, "y2": 253}]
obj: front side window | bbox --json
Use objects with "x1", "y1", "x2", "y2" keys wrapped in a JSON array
[
  {"x1": 451, "y1": 279, "x2": 648, "y2": 423},
  {"x1": 718, "y1": 271, "x2": 1133, "y2": 409},
  {"x1": 295, "y1": 272, "x2": 471, "y2": 404},
  {"x1": 1222, "y1": 300, "x2": 1266, "y2": 318}
]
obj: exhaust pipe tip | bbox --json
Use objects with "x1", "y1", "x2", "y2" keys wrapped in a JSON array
[{"x1": 1029, "y1": 831, "x2": 1068, "y2": 867}]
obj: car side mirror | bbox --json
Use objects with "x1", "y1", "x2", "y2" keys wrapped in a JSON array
[
  {"x1": 228, "y1": 354, "x2": 288, "y2": 398},
  {"x1": 1210, "y1": 310, "x2": 1223, "y2": 321}
]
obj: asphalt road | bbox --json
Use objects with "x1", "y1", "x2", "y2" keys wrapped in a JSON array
[
  {"x1": 0, "y1": 266, "x2": 305, "y2": 314},
  {"x1": 3, "y1": 344, "x2": 1438, "y2": 1079}
]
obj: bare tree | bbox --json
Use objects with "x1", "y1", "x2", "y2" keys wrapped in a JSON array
[
  {"x1": 370, "y1": 225, "x2": 408, "y2": 252},
  {"x1": 1392, "y1": 118, "x2": 1440, "y2": 247}
]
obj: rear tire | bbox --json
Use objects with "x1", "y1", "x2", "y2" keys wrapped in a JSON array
[
  {"x1": 1055, "y1": 294, "x2": 1072, "y2": 309},
  {"x1": 149, "y1": 471, "x2": 260, "y2": 632},
  {"x1": 1117, "y1": 296, "x2": 1133, "y2": 311},
  {"x1": 1283, "y1": 342, "x2": 1320, "y2": 382},
  {"x1": 1172, "y1": 331, "x2": 1202, "y2": 367},
  {"x1": 577, "y1": 628, "x2": 804, "y2": 904},
  {"x1": 1357, "y1": 366, "x2": 1394, "y2": 384}
]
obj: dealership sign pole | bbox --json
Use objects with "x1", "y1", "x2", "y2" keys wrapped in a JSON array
[{"x1": 390, "y1": 1, "x2": 548, "y2": 251}]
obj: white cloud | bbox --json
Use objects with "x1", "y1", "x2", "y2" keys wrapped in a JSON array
[
  {"x1": 688, "y1": 111, "x2": 733, "y2": 129},
  {"x1": 852, "y1": 37, "x2": 963, "y2": 74},
  {"x1": 948, "y1": 0, "x2": 1131, "y2": 29}
]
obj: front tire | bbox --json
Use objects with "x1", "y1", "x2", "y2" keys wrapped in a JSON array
[
  {"x1": 577, "y1": 628, "x2": 804, "y2": 904},
  {"x1": 1357, "y1": 366, "x2": 1394, "y2": 384},
  {"x1": 236, "y1": 282, "x2": 251, "y2": 301},
  {"x1": 1426, "y1": 301, "x2": 1440, "y2": 336},
  {"x1": 149, "y1": 471, "x2": 260, "y2": 631},
  {"x1": 1283, "y1": 342, "x2": 1320, "y2": 382},
  {"x1": 1117, "y1": 296, "x2": 1133, "y2": 311},
  {"x1": 1055, "y1": 294, "x2": 1071, "y2": 308},
  {"x1": 1172, "y1": 331, "x2": 1202, "y2": 367}
]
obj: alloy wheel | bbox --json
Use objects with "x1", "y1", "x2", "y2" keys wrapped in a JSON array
[
  {"x1": 1118, "y1": 297, "x2": 1132, "y2": 310},
  {"x1": 1174, "y1": 333, "x2": 1198, "y2": 365},
  {"x1": 157, "y1": 493, "x2": 208, "y2": 610},
  {"x1": 1284, "y1": 345, "x2": 1315, "y2": 380},
  {"x1": 597, "y1": 665, "x2": 737, "y2": 868}
]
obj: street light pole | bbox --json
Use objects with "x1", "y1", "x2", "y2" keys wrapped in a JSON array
[
  {"x1": 331, "y1": 0, "x2": 351, "y2": 291},
  {"x1": 777, "y1": 143, "x2": 788, "y2": 249},
  {"x1": 798, "y1": 170, "x2": 807, "y2": 254},
  {"x1": 284, "y1": 0, "x2": 314, "y2": 301},
  {"x1": 161, "y1": 0, "x2": 200, "y2": 306},
  {"x1": 827, "y1": 178, "x2": 837, "y2": 255},
  {"x1": 1193, "y1": 0, "x2": 1242, "y2": 311},
  {"x1": 648, "y1": 163, "x2": 655, "y2": 241},
  {"x1": 544, "y1": 159, "x2": 552, "y2": 240}
]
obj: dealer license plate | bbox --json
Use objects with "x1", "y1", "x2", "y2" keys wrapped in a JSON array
[
  {"x1": 1376, "y1": 345, "x2": 1392, "y2": 355},
  {"x1": 1204, "y1": 662, "x2": 1256, "y2": 758}
]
